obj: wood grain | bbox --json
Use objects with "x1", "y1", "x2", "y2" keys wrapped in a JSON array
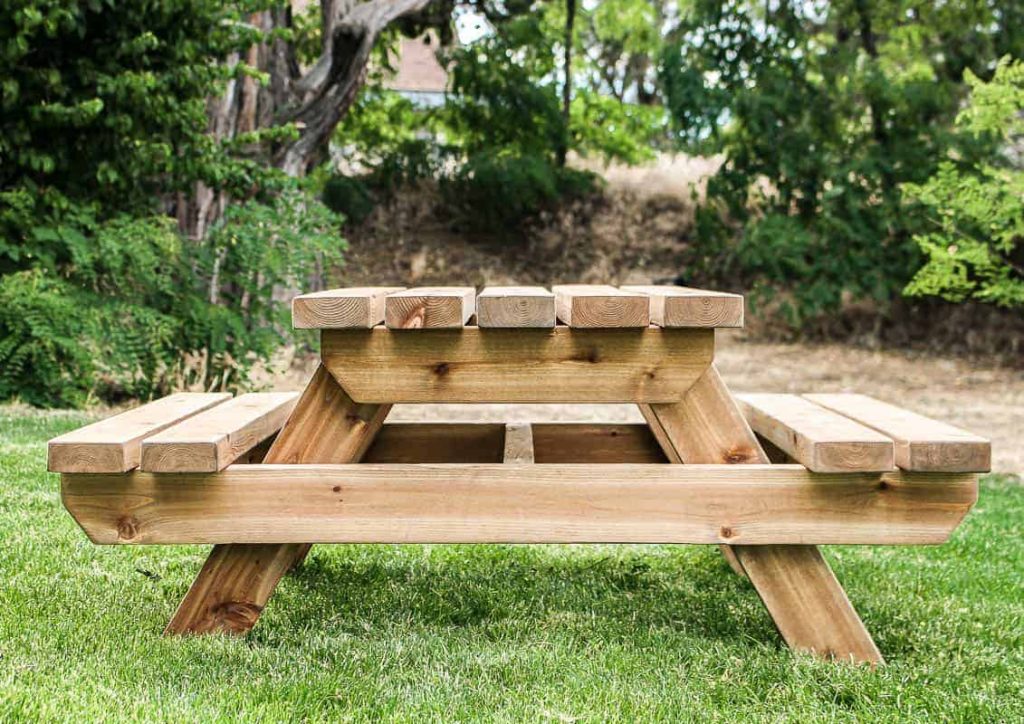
[
  {"x1": 61, "y1": 465, "x2": 977, "y2": 546},
  {"x1": 321, "y1": 327, "x2": 714, "y2": 403},
  {"x1": 140, "y1": 392, "x2": 299, "y2": 472},
  {"x1": 736, "y1": 393, "x2": 895, "y2": 473},
  {"x1": 531, "y1": 423, "x2": 667, "y2": 463},
  {"x1": 384, "y1": 286, "x2": 476, "y2": 329},
  {"x1": 477, "y1": 286, "x2": 556, "y2": 328},
  {"x1": 364, "y1": 423, "x2": 506, "y2": 463},
  {"x1": 804, "y1": 393, "x2": 991, "y2": 472},
  {"x1": 503, "y1": 423, "x2": 534, "y2": 464},
  {"x1": 292, "y1": 287, "x2": 405, "y2": 328},
  {"x1": 640, "y1": 365, "x2": 885, "y2": 664},
  {"x1": 621, "y1": 285, "x2": 744, "y2": 328},
  {"x1": 552, "y1": 285, "x2": 650, "y2": 327},
  {"x1": 47, "y1": 393, "x2": 231, "y2": 473},
  {"x1": 164, "y1": 365, "x2": 389, "y2": 635}
]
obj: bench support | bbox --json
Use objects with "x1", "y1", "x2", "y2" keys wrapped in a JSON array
[
  {"x1": 641, "y1": 366, "x2": 883, "y2": 664},
  {"x1": 165, "y1": 365, "x2": 389, "y2": 635}
]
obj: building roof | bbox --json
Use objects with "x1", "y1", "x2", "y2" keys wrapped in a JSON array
[{"x1": 388, "y1": 35, "x2": 448, "y2": 94}]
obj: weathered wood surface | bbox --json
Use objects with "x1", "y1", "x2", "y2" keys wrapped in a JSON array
[
  {"x1": 503, "y1": 423, "x2": 535, "y2": 464},
  {"x1": 640, "y1": 366, "x2": 885, "y2": 664},
  {"x1": 140, "y1": 392, "x2": 299, "y2": 473},
  {"x1": 48, "y1": 393, "x2": 231, "y2": 473},
  {"x1": 531, "y1": 423, "x2": 667, "y2": 463},
  {"x1": 364, "y1": 423, "x2": 506, "y2": 463},
  {"x1": 384, "y1": 286, "x2": 476, "y2": 329},
  {"x1": 804, "y1": 393, "x2": 991, "y2": 472},
  {"x1": 292, "y1": 286, "x2": 405, "y2": 328},
  {"x1": 61, "y1": 464, "x2": 977, "y2": 546},
  {"x1": 621, "y1": 285, "x2": 744, "y2": 328},
  {"x1": 164, "y1": 365, "x2": 389, "y2": 635},
  {"x1": 476, "y1": 286, "x2": 556, "y2": 328},
  {"x1": 552, "y1": 285, "x2": 650, "y2": 328},
  {"x1": 736, "y1": 393, "x2": 895, "y2": 473},
  {"x1": 321, "y1": 327, "x2": 714, "y2": 403}
]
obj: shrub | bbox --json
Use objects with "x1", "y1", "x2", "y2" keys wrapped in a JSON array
[{"x1": 322, "y1": 175, "x2": 375, "y2": 225}]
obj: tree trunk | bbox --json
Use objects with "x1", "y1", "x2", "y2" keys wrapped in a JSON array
[{"x1": 556, "y1": 0, "x2": 577, "y2": 168}]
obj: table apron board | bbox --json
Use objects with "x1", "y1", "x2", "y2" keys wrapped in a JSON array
[
  {"x1": 319, "y1": 327, "x2": 716, "y2": 403},
  {"x1": 61, "y1": 464, "x2": 978, "y2": 546}
]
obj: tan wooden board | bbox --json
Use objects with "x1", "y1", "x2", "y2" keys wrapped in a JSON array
[
  {"x1": 63, "y1": 465, "x2": 977, "y2": 546},
  {"x1": 476, "y1": 286, "x2": 556, "y2": 328},
  {"x1": 47, "y1": 393, "x2": 231, "y2": 473},
  {"x1": 364, "y1": 423, "x2": 506, "y2": 463},
  {"x1": 384, "y1": 286, "x2": 476, "y2": 329},
  {"x1": 620, "y1": 285, "x2": 744, "y2": 328},
  {"x1": 321, "y1": 327, "x2": 714, "y2": 403},
  {"x1": 736, "y1": 393, "x2": 895, "y2": 473},
  {"x1": 531, "y1": 423, "x2": 667, "y2": 463},
  {"x1": 140, "y1": 392, "x2": 299, "y2": 473},
  {"x1": 804, "y1": 393, "x2": 991, "y2": 472},
  {"x1": 552, "y1": 284, "x2": 650, "y2": 327},
  {"x1": 503, "y1": 423, "x2": 535, "y2": 464},
  {"x1": 292, "y1": 287, "x2": 405, "y2": 329}
]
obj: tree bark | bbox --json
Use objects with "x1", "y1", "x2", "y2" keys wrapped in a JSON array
[{"x1": 556, "y1": 0, "x2": 577, "y2": 167}]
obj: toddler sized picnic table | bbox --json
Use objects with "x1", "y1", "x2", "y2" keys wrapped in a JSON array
[{"x1": 49, "y1": 285, "x2": 990, "y2": 664}]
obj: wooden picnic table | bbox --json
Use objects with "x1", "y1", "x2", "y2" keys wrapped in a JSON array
[{"x1": 49, "y1": 284, "x2": 990, "y2": 664}]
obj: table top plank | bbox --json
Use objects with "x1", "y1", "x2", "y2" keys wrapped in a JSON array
[
  {"x1": 385, "y1": 287, "x2": 476, "y2": 329},
  {"x1": 47, "y1": 393, "x2": 232, "y2": 473},
  {"x1": 477, "y1": 286, "x2": 556, "y2": 328},
  {"x1": 621, "y1": 285, "x2": 744, "y2": 328},
  {"x1": 292, "y1": 287, "x2": 405, "y2": 328},
  {"x1": 736, "y1": 393, "x2": 895, "y2": 472},
  {"x1": 140, "y1": 392, "x2": 299, "y2": 472},
  {"x1": 803, "y1": 393, "x2": 991, "y2": 472},
  {"x1": 552, "y1": 284, "x2": 650, "y2": 328}
]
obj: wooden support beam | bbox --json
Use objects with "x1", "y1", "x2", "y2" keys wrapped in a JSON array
[
  {"x1": 163, "y1": 365, "x2": 389, "y2": 636},
  {"x1": 621, "y1": 285, "x2": 744, "y2": 328},
  {"x1": 48, "y1": 393, "x2": 231, "y2": 473},
  {"x1": 503, "y1": 423, "x2": 534, "y2": 464},
  {"x1": 640, "y1": 366, "x2": 885, "y2": 664},
  {"x1": 552, "y1": 285, "x2": 650, "y2": 328},
  {"x1": 321, "y1": 327, "x2": 714, "y2": 403},
  {"x1": 140, "y1": 392, "x2": 299, "y2": 472},
  {"x1": 477, "y1": 287, "x2": 556, "y2": 328},
  {"x1": 384, "y1": 287, "x2": 476, "y2": 329},
  {"x1": 292, "y1": 287, "x2": 405, "y2": 329},
  {"x1": 804, "y1": 393, "x2": 991, "y2": 472}
]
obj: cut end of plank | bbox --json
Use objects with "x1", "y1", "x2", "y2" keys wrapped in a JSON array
[
  {"x1": 292, "y1": 287, "x2": 405, "y2": 329},
  {"x1": 552, "y1": 285, "x2": 650, "y2": 328},
  {"x1": 385, "y1": 287, "x2": 476, "y2": 329},
  {"x1": 621, "y1": 285, "x2": 744, "y2": 328},
  {"x1": 477, "y1": 286, "x2": 556, "y2": 328}
]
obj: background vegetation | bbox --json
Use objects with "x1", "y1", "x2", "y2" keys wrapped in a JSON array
[{"x1": 1, "y1": 0, "x2": 1021, "y2": 406}]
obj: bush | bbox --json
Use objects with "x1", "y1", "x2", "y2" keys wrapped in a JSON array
[
  {"x1": 322, "y1": 175, "x2": 375, "y2": 225},
  {"x1": 442, "y1": 153, "x2": 600, "y2": 233}
]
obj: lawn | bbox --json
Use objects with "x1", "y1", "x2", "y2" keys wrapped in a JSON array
[{"x1": 1, "y1": 406, "x2": 1022, "y2": 722}]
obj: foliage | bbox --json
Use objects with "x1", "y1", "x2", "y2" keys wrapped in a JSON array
[
  {"x1": 904, "y1": 58, "x2": 1024, "y2": 308},
  {"x1": 321, "y1": 175, "x2": 376, "y2": 225},
  {"x1": 660, "y1": 0, "x2": 1021, "y2": 325}
]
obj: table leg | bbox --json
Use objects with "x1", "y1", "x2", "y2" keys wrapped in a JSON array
[
  {"x1": 639, "y1": 365, "x2": 883, "y2": 664},
  {"x1": 165, "y1": 365, "x2": 390, "y2": 635}
]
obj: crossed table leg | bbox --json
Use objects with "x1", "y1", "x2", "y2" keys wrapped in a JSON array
[{"x1": 166, "y1": 361, "x2": 882, "y2": 664}]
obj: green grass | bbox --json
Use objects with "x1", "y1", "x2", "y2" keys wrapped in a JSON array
[{"x1": 1, "y1": 406, "x2": 1022, "y2": 722}]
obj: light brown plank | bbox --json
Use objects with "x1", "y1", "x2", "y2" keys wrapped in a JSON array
[
  {"x1": 552, "y1": 284, "x2": 650, "y2": 328},
  {"x1": 384, "y1": 286, "x2": 475, "y2": 329},
  {"x1": 321, "y1": 327, "x2": 714, "y2": 403},
  {"x1": 736, "y1": 393, "x2": 895, "y2": 473},
  {"x1": 364, "y1": 423, "x2": 506, "y2": 463},
  {"x1": 477, "y1": 286, "x2": 556, "y2": 328},
  {"x1": 640, "y1": 366, "x2": 885, "y2": 664},
  {"x1": 140, "y1": 392, "x2": 299, "y2": 472},
  {"x1": 503, "y1": 423, "x2": 534, "y2": 464},
  {"x1": 620, "y1": 285, "x2": 744, "y2": 328},
  {"x1": 164, "y1": 365, "x2": 389, "y2": 635},
  {"x1": 531, "y1": 423, "x2": 667, "y2": 463},
  {"x1": 804, "y1": 393, "x2": 991, "y2": 472},
  {"x1": 292, "y1": 286, "x2": 405, "y2": 329},
  {"x1": 47, "y1": 393, "x2": 231, "y2": 473},
  {"x1": 62, "y1": 465, "x2": 977, "y2": 546}
]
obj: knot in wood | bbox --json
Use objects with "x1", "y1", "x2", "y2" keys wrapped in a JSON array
[
  {"x1": 210, "y1": 601, "x2": 264, "y2": 633},
  {"x1": 116, "y1": 516, "x2": 140, "y2": 541}
]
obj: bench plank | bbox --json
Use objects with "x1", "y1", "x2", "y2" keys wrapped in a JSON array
[
  {"x1": 292, "y1": 287, "x2": 405, "y2": 328},
  {"x1": 385, "y1": 286, "x2": 476, "y2": 329},
  {"x1": 736, "y1": 393, "x2": 895, "y2": 473},
  {"x1": 47, "y1": 393, "x2": 231, "y2": 473},
  {"x1": 803, "y1": 393, "x2": 991, "y2": 472},
  {"x1": 141, "y1": 392, "x2": 300, "y2": 472},
  {"x1": 552, "y1": 285, "x2": 650, "y2": 327},
  {"x1": 477, "y1": 286, "x2": 556, "y2": 328},
  {"x1": 621, "y1": 285, "x2": 744, "y2": 328},
  {"x1": 503, "y1": 423, "x2": 535, "y2": 464},
  {"x1": 61, "y1": 465, "x2": 978, "y2": 545}
]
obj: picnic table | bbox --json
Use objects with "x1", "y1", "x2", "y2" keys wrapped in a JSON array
[{"x1": 49, "y1": 285, "x2": 990, "y2": 664}]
